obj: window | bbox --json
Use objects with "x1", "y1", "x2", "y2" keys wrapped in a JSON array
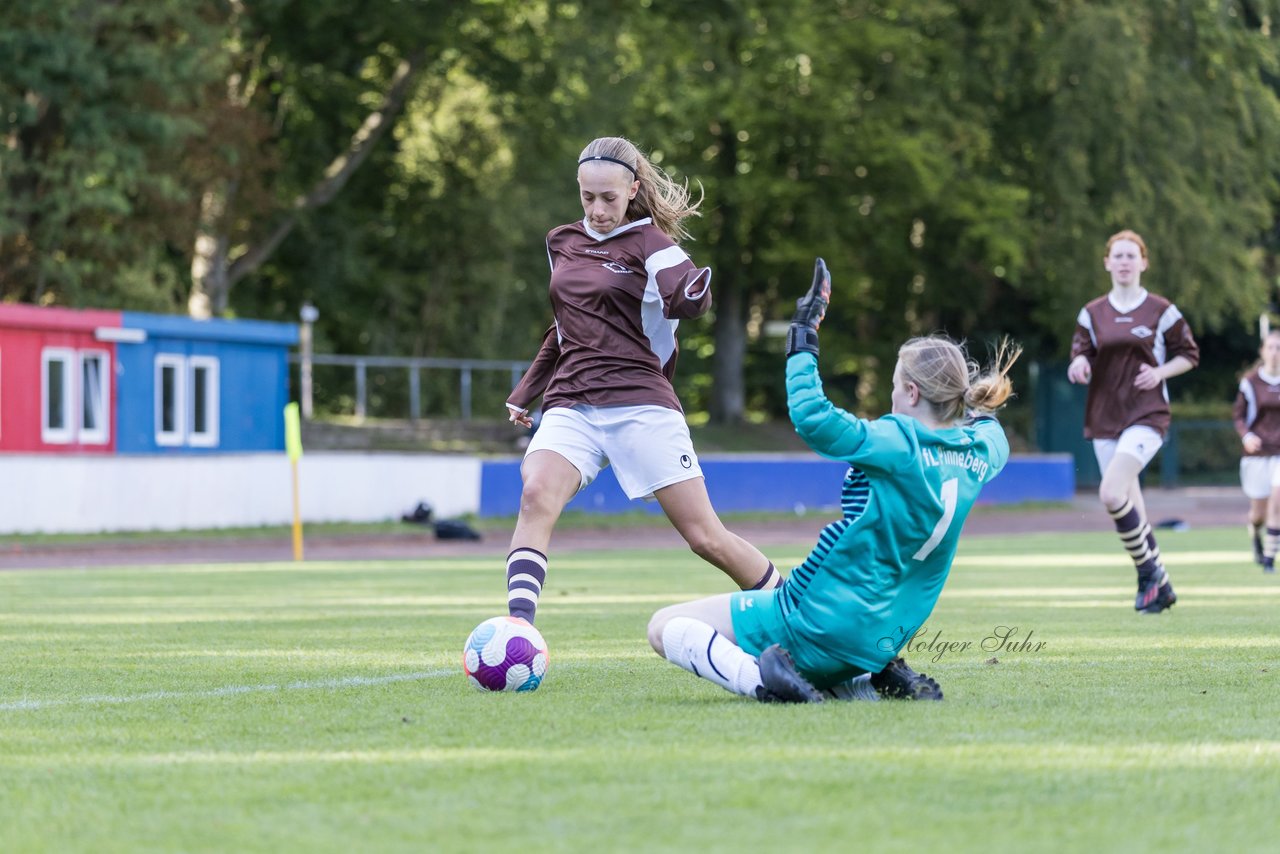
[
  {"x1": 154, "y1": 354, "x2": 220, "y2": 448},
  {"x1": 155, "y1": 354, "x2": 185, "y2": 446},
  {"x1": 38, "y1": 347, "x2": 109, "y2": 446},
  {"x1": 188, "y1": 356, "x2": 219, "y2": 447},
  {"x1": 79, "y1": 350, "x2": 109, "y2": 445},
  {"x1": 41, "y1": 348, "x2": 75, "y2": 444}
]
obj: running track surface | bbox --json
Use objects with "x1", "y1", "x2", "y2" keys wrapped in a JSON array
[{"x1": 0, "y1": 487, "x2": 1249, "y2": 570}]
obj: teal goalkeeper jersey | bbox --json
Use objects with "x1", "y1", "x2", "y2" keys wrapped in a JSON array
[{"x1": 779, "y1": 352, "x2": 1010, "y2": 675}]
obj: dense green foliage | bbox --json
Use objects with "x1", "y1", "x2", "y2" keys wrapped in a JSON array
[
  {"x1": 1, "y1": 529, "x2": 1278, "y2": 851},
  {"x1": 4, "y1": 1, "x2": 1280, "y2": 419}
]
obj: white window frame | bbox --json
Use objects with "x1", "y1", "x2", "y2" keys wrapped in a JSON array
[
  {"x1": 155, "y1": 354, "x2": 185, "y2": 446},
  {"x1": 41, "y1": 347, "x2": 75, "y2": 444},
  {"x1": 78, "y1": 349, "x2": 111, "y2": 445},
  {"x1": 187, "y1": 356, "x2": 220, "y2": 447}
]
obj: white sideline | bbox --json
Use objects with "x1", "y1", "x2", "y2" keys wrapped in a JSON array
[{"x1": 0, "y1": 668, "x2": 457, "y2": 712}]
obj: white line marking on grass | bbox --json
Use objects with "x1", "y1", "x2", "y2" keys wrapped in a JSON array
[
  {"x1": 0, "y1": 656, "x2": 631, "y2": 713},
  {"x1": 5, "y1": 741, "x2": 1279, "y2": 769},
  {"x1": 0, "y1": 669, "x2": 457, "y2": 713},
  {"x1": 952, "y1": 550, "x2": 1255, "y2": 569}
]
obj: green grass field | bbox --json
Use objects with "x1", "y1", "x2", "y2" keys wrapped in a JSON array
[{"x1": 2, "y1": 526, "x2": 1277, "y2": 853}]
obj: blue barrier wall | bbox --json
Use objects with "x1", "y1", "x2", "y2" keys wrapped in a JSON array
[{"x1": 478, "y1": 453, "x2": 1075, "y2": 517}]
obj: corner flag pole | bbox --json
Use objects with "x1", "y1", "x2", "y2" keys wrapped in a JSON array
[{"x1": 284, "y1": 402, "x2": 304, "y2": 561}]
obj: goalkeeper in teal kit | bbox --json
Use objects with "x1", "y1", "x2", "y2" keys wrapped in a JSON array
[{"x1": 647, "y1": 258, "x2": 1020, "y2": 702}]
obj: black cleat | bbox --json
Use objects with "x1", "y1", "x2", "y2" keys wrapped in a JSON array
[
  {"x1": 1140, "y1": 579, "x2": 1177, "y2": 614},
  {"x1": 870, "y1": 657, "x2": 943, "y2": 701},
  {"x1": 1135, "y1": 567, "x2": 1170, "y2": 612},
  {"x1": 756, "y1": 644, "x2": 824, "y2": 704},
  {"x1": 1265, "y1": 561, "x2": 1276, "y2": 575}
]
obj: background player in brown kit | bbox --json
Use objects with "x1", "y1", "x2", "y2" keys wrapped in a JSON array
[
  {"x1": 1233, "y1": 329, "x2": 1280, "y2": 573},
  {"x1": 501, "y1": 136, "x2": 781, "y2": 625},
  {"x1": 1068, "y1": 229, "x2": 1200, "y2": 613}
]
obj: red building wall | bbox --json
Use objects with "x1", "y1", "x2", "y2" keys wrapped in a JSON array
[{"x1": 0, "y1": 305, "x2": 122, "y2": 453}]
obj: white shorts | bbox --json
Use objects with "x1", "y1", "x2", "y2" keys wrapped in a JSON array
[
  {"x1": 525, "y1": 405, "x2": 702, "y2": 500},
  {"x1": 1239, "y1": 456, "x2": 1280, "y2": 499},
  {"x1": 1092, "y1": 425, "x2": 1164, "y2": 474}
]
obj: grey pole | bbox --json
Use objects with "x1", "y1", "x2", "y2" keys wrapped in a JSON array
[{"x1": 299, "y1": 303, "x2": 319, "y2": 419}]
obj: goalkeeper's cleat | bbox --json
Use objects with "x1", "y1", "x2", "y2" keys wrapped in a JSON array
[
  {"x1": 1139, "y1": 579, "x2": 1177, "y2": 614},
  {"x1": 756, "y1": 644, "x2": 824, "y2": 704},
  {"x1": 822, "y1": 674, "x2": 880, "y2": 702},
  {"x1": 870, "y1": 657, "x2": 944, "y2": 701}
]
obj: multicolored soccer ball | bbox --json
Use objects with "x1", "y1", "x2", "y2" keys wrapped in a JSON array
[{"x1": 462, "y1": 616, "x2": 549, "y2": 692}]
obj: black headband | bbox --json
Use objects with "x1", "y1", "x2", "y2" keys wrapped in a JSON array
[{"x1": 578, "y1": 154, "x2": 638, "y2": 179}]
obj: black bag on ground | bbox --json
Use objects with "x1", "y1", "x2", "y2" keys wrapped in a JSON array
[
  {"x1": 401, "y1": 502, "x2": 434, "y2": 525},
  {"x1": 434, "y1": 519, "x2": 481, "y2": 541}
]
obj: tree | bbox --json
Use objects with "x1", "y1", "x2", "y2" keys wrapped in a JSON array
[
  {"x1": 976, "y1": 0, "x2": 1280, "y2": 354},
  {"x1": 595, "y1": 0, "x2": 1034, "y2": 418},
  {"x1": 230, "y1": 0, "x2": 569, "y2": 418},
  {"x1": 183, "y1": 0, "x2": 466, "y2": 317},
  {"x1": 0, "y1": 0, "x2": 224, "y2": 308}
]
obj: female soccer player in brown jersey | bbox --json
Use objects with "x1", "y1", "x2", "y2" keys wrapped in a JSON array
[
  {"x1": 1233, "y1": 329, "x2": 1280, "y2": 573},
  {"x1": 1068, "y1": 229, "x2": 1200, "y2": 613},
  {"x1": 500, "y1": 136, "x2": 780, "y2": 626}
]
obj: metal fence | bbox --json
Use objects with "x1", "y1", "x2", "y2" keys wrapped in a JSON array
[
  {"x1": 290, "y1": 353, "x2": 528, "y2": 421},
  {"x1": 1156, "y1": 418, "x2": 1239, "y2": 487}
]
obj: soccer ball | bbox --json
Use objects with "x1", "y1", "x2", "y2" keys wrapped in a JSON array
[{"x1": 462, "y1": 616, "x2": 549, "y2": 692}]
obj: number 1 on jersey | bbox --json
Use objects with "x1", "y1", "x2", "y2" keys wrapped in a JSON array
[{"x1": 913, "y1": 477, "x2": 958, "y2": 561}]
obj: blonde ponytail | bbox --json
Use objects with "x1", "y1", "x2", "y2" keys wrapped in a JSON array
[{"x1": 898, "y1": 335, "x2": 1021, "y2": 423}]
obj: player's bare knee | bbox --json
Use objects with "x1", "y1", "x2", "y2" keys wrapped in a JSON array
[
  {"x1": 518, "y1": 477, "x2": 564, "y2": 519},
  {"x1": 681, "y1": 528, "x2": 724, "y2": 563},
  {"x1": 1098, "y1": 482, "x2": 1126, "y2": 511},
  {"x1": 647, "y1": 609, "x2": 672, "y2": 655}
]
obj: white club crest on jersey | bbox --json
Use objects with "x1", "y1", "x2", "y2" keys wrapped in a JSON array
[{"x1": 1130, "y1": 325, "x2": 1154, "y2": 338}]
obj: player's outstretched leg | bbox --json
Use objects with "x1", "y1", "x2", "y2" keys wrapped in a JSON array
[
  {"x1": 757, "y1": 645, "x2": 824, "y2": 704},
  {"x1": 870, "y1": 657, "x2": 943, "y2": 701}
]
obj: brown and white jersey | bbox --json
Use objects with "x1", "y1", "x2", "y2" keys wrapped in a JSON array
[
  {"x1": 1233, "y1": 368, "x2": 1280, "y2": 456},
  {"x1": 507, "y1": 218, "x2": 712, "y2": 413},
  {"x1": 1069, "y1": 290, "x2": 1200, "y2": 439}
]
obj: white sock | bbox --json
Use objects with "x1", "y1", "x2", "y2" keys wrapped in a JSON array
[
  {"x1": 823, "y1": 673, "x2": 879, "y2": 702},
  {"x1": 660, "y1": 617, "x2": 763, "y2": 698}
]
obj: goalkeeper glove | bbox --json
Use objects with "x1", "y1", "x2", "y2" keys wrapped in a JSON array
[{"x1": 786, "y1": 257, "x2": 831, "y2": 357}]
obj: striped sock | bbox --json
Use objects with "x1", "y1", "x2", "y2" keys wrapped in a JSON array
[
  {"x1": 506, "y1": 547, "x2": 547, "y2": 624},
  {"x1": 1265, "y1": 528, "x2": 1280, "y2": 565},
  {"x1": 660, "y1": 617, "x2": 763, "y2": 697},
  {"x1": 1108, "y1": 499, "x2": 1163, "y2": 581},
  {"x1": 1142, "y1": 526, "x2": 1166, "y2": 581},
  {"x1": 747, "y1": 561, "x2": 780, "y2": 590}
]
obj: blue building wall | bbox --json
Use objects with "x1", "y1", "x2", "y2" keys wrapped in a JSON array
[
  {"x1": 116, "y1": 313, "x2": 298, "y2": 454},
  {"x1": 478, "y1": 453, "x2": 1075, "y2": 517}
]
